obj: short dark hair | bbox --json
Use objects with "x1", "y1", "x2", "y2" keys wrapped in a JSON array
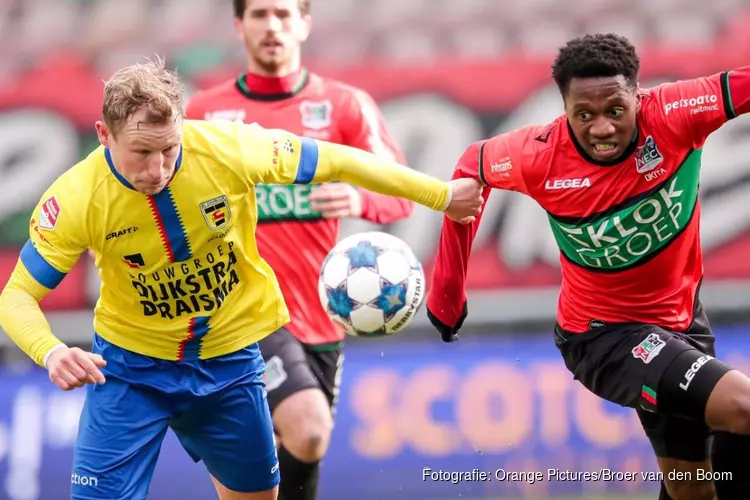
[
  {"x1": 233, "y1": 0, "x2": 310, "y2": 18},
  {"x1": 551, "y1": 33, "x2": 640, "y2": 95}
]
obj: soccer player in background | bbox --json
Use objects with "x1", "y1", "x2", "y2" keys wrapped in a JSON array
[
  {"x1": 426, "y1": 33, "x2": 750, "y2": 500},
  {"x1": 0, "y1": 59, "x2": 482, "y2": 500},
  {"x1": 186, "y1": 1, "x2": 412, "y2": 498}
]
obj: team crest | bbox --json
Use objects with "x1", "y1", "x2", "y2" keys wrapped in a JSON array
[
  {"x1": 631, "y1": 333, "x2": 666, "y2": 364},
  {"x1": 635, "y1": 136, "x2": 664, "y2": 173},
  {"x1": 200, "y1": 195, "x2": 231, "y2": 231},
  {"x1": 300, "y1": 100, "x2": 332, "y2": 130}
]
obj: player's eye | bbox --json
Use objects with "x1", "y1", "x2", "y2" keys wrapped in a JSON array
[
  {"x1": 578, "y1": 111, "x2": 592, "y2": 121},
  {"x1": 164, "y1": 145, "x2": 178, "y2": 153},
  {"x1": 610, "y1": 108, "x2": 624, "y2": 117}
]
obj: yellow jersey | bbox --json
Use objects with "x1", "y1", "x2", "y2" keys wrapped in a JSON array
[{"x1": 2, "y1": 120, "x2": 450, "y2": 363}]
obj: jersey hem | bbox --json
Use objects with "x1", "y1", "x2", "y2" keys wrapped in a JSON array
[{"x1": 93, "y1": 315, "x2": 289, "y2": 361}]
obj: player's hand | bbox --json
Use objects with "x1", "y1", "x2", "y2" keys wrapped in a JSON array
[
  {"x1": 309, "y1": 183, "x2": 363, "y2": 219},
  {"x1": 46, "y1": 347, "x2": 107, "y2": 391},
  {"x1": 445, "y1": 178, "x2": 483, "y2": 224},
  {"x1": 427, "y1": 302, "x2": 468, "y2": 343}
]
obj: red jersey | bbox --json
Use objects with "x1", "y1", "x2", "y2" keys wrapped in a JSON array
[
  {"x1": 429, "y1": 68, "x2": 750, "y2": 334},
  {"x1": 187, "y1": 69, "x2": 411, "y2": 345}
]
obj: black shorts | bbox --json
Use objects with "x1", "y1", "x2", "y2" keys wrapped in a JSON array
[
  {"x1": 554, "y1": 302, "x2": 733, "y2": 462},
  {"x1": 259, "y1": 327, "x2": 343, "y2": 414}
]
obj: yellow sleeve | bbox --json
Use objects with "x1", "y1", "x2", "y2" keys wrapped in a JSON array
[
  {"x1": 0, "y1": 263, "x2": 62, "y2": 367},
  {"x1": 0, "y1": 173, "x2": 89, "y2": 366},
  {"x1": 236, "y1": 124, "x2": 451, "y2": 211}
]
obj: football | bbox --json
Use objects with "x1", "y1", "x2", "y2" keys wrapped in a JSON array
[{"x1": 318, "y1": 231, "x2": 425, "y2": 337}]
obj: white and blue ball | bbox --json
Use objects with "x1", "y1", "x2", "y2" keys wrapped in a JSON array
[{"x1": 318, "y1": 231, "x2": 425, "y2": 337}]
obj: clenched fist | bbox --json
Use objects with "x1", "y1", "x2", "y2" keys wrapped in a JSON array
[
  {"x1": 46, "y1": 346, "x2": 107, "y2": 391},
  {"x1": 445, "y1": 178, "x2": 484, "y2": 224}
]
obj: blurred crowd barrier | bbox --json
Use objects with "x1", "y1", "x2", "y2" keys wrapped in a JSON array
[{"x1": 1, "y1": 327, "x2": 750, "y2": 499}]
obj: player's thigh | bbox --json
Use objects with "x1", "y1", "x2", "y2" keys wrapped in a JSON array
[
  {"x1": 637, "y1": 410, "x2": 715, "y2": 500},
  {"x1": 306, "y1": 346, "x2": 345, "y2": 413},
  {"x1": 170, "y1": 368, "x2": 279, "y2": 494},
  {"x1": 555, "y1": 322, "x2": 708, "y2": 411},
  {"x1": 72, "y1": 377, "x2": 170, "y2": 500},
  {"x1": 258, "y1": 328, "x2": 326, "y2": 421}
]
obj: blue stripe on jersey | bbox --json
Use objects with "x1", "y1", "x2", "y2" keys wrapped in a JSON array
[
  {"x1": 294, "y1": 138, "x2": 319, "y2": 184},
  {"x1": 105, "y1": 149, "x2": 134, "y2": 189},
  {"x1": 105, "y1": 147, "x2": 183, "y2": 190},
  {"x1": 19, "y1": 240, "x2": 66, "y2": 289},
  {"x1": 180, "y1": 316, "x2": 211, "y2": 361},
  {"x1": 150, "y1": 188, "x2": 192, "y2": 262}
]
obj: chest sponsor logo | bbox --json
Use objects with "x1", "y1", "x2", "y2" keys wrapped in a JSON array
[
  {"x1": 300, "y1": 100, "x2": 332, "y2": 130},
  {"x1": 200, "y1": 195, "x2": 231, "y2": 231},
  {"x1": 130, "y1": 242, "x2": 241, "y2": 319},
  {"x1": 204, "y1": 109, "x2": 247, "y2": 122},
  {"x1": 39, "y1": 196, "x2": 61, "y2": 230},
  {"x1": 545, "y1": 177, "x2": 591, "y2": 190},
  {"x1": 635, "y1": 136, "x2": 664, "y2": 173},
  {"x1": 255, "y1": 184, "x2": 323, "y2": 222},
  {"x1": 547, "y1": 150, "x2": 701, "y2": 271}
]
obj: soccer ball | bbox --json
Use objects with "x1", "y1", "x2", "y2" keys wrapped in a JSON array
[{"x1": 319, "y1": 231, "x2": 425, "y2": 337}]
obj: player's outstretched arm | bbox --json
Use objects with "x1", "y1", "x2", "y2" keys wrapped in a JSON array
[
  {"x1": 425, "y1": 142, "x2": 492, "y2": 342},
  {"x1": 313, "y1": 140, "x2": 482, "y2": 224}
]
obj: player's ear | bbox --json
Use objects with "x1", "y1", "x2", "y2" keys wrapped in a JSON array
[
  {"x1": 635, "y1": 84, "x2": 642, "y2": 113},
  {"x1": 299, "y1": 13, "x2": 312, "y2": 42},
  {"x1": 234, "y1": 17, "x2": 245, "y2": 42},
  {"x1": 95, "y1": 121, "x2": 111, "y2": 148}
]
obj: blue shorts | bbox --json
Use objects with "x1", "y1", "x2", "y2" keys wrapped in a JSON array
[{"x1": 70, "y1": 334, "x2": 279, "y2": 500}]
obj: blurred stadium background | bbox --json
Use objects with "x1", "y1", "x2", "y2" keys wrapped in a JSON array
[{"x1": 1, "y1": 0, "x2": 750, "y2": 498}]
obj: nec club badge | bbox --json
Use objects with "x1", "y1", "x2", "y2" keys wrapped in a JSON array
[
  {"x1": 200, "y1": 195, "x2": 231, "y2": 231},
  {"x1": 300, "y1": 100, "x2": 332, "y2": 130},
  {"x1": 38, "y1": 196, "x2": 60, "y2": 230},
  {"x1": 631, "y1": 333, "x2": 666, "y2": 364}
]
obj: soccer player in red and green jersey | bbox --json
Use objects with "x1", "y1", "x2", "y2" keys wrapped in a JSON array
[{"x1": 427, "y1": 33, "x2": 750, "y2": 500}]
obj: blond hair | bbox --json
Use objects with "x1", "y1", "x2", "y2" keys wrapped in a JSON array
[{"x1": 102, "y1": 57, "x2": 185, "y2": 135}]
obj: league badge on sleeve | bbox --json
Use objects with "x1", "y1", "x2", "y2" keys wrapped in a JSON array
[
  {"x1": 38, "y1": 196, "x2": 61, "y2": 230},
  {"x1": 200, "y1": 195, "x2": 231, "y2": 231}
]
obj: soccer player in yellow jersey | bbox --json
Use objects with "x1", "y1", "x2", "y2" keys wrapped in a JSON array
[{"x1": 0, "y1": 58, "x2": 482, "y2": 500}]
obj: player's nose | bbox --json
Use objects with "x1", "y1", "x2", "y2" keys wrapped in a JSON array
[{"x1": 589, "y1": 117, "x2": 616, "y2": 138}]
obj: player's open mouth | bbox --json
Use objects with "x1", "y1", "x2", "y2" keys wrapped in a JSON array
[{"x1": 592, "y1": 143, "x2": 619, "y2": 158}]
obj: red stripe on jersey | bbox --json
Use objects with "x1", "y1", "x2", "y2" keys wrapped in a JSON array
[{"x1": 177, "y1": 317, "x2": 197, "y2": 361}]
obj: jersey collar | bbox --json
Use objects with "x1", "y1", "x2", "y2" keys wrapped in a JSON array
[
  {"x1": 235, "y1": 68, "x2": 309, "y2": 102},
  {"x1": 566, "y1": 120, "x2": 640, "y2": 167},
  {"x1": 104, "y1": 147, "x2": 183, "y2": 191}
]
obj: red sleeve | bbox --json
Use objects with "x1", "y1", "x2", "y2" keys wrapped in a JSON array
[
  {"x1": 652, "y1": 66, "x2": 750, "y2": 148},
  {"x1": 425, "y1": 142, "x2": 491, "y2": 328},
  {"x1": 184, "y1": 94, "x2": 205, "y2": 120},
  {"x1": 426, "y1": 131, "x2": 534, "y2": 327},
  {"x1": 340, "y1": 89, "x2": 414, "y2": 224}
]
